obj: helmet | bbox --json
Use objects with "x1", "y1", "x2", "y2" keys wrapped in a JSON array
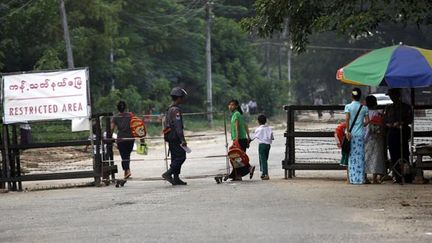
[{"x1": 170, "y1": 87, "x2": 188, "y2": 97}]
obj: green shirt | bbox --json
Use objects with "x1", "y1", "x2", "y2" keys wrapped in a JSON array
[{"x1": 230, "y1": 111, "x2": 247, "y2": 140}]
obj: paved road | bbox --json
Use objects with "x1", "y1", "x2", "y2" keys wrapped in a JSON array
[
  {"x1": 1, "y1": 176, "x2": 432, "y2": 243},
  {"x1": 3, "y1": 126, "x2": 432, "y2": 242}
]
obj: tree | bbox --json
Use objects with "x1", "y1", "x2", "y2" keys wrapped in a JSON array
[{"x1": 243, "y1": 0, "x2": 432, "y2": 52}]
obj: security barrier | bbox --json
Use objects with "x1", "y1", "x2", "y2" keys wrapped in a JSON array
[
  {"x1": 99, "y1": 111, "x2": 230, "y2": 183},
  {"x1": 0, "y1": 111, "x2": 231, "y2": 190},
  {"x1": 0, "y1": 113, "x2": 112, "y2": 191},
  {"x1": 283, "y1": 105, "x2": 432, "y2": 179}
]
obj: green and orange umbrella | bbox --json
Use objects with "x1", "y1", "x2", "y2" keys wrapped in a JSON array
[
  {"x1": 337, "y1": 45, "x2": 432, "y2": 165},
  {"x1": 336, "y1": 45, "x2": 432, "y2": 88}
]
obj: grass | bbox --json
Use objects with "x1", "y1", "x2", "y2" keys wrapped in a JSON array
[
  {"x1": 145, "y1": 117, "x2": 227, "y2": 137},
  {"x1": 1, "y1": 112, "x2": 285, "y2": 143}
]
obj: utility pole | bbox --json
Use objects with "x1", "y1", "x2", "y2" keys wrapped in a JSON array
[
  {"x1": 110, "y1": 47, "x2": 115, "y2": 90},
  {"x1": 59, "y1": 0, "x2": 74, "y2": 68},
  {"x1": 285, "y1": 19, "x2": 292, "y2": 83},
  {"x1": 205, "y1": 0, "x2": 213, "y2": 125},
  {"x1": 284, "y1": 18, "x2": 292, "y2": 98}
]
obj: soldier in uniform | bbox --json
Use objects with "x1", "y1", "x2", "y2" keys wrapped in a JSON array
[{"x1": 161, "y1": 87, "x2": 188, "y2": 185}]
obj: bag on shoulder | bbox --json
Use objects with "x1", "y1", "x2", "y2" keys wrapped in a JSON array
[
  {"x1": 341, "y1": 137, "x2": 351, "y2": 154},
  {"x1": 340, "y1": 105, "x2": 364, "y2": 155},
  {"x1": 162, "y1": 106, "x2": 180, "y2": 142},
  {"x1": 129, "y1": 113, "x2": 146, "y2": 138},
  {"x1": 162, "y1": 127, "x2": 177, "y2": 142}
]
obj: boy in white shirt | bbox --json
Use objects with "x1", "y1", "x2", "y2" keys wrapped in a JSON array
[{"x1": 252, "y1": 115, "x2": 274, "y2": 180}]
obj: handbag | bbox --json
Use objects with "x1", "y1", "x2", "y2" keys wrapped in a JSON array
[
  {"x1": 136, "y1": 140, "x2": 148, "y2": 155},
  {"x1": 341, "y1": 105, "x2": 363, "y2": 154}
]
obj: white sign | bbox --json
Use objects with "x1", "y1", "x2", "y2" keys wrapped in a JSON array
[{"x1": 1, "y1": 68, "x2": 90, "y2": 124}]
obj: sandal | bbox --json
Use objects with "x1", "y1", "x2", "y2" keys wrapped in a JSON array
[
  {"x1": 124, "y1": 171, "x2": 132, "y2": 179},
  {"x1": 373, "y1": 180, "x2": 381, "y2": 184},
  {"x1": 249, "y1": 166, "x2": 256, "y2": 179}
]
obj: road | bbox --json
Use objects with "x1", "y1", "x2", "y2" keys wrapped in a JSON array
[
  {"x1": 1, "y1": 127, "x2": 431, "y2": 242},
  {"x1": 1, "y1": 176, "x2": 432, "y2": 242}
]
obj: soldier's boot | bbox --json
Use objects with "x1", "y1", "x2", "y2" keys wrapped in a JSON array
[
  {"x1": 162, "y1": 169, "x2": 174, "y2": 185},
  {"x1": 173, "y1": 174, "x2": 187, "y2": 185}
]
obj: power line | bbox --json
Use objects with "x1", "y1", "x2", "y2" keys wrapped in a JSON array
[
  {"x1": 251, "y1": 41, "x2": 372, "y2": 52},
  {"x1": 308, "y1": 45, "x2": 372, "y2": 51},
  {"x1": 128, "y1": 0, "x2": 203, "y2": 20},
  {"x1": 124, "y1": 6, "x2": 205, "y2": 30}
]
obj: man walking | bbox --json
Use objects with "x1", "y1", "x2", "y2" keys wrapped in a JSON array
[{"x1": 162, "y1": 87, "x2": 188, "y2": 185}]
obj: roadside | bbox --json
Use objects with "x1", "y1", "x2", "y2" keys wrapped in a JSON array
[
  {"x1": 2, "y1": 122, "x2": 432, "y2": 242},
  {"x1": 0, "y1": 177, "x2": 431, "y2": 242}
]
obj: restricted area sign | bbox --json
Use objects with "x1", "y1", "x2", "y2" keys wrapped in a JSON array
[{"x1": 1, "y1": 68, "x2": 90, "y2": 124}]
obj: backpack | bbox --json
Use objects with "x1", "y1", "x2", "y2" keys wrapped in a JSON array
[
  {"x1": 129, "y1": 113, "x2": 146, "y2": 138},
  {"x1": 228, "y1": 141, "x2": 250, "y2": 169}
]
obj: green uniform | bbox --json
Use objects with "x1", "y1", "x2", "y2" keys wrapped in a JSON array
[{"x1": 230, "y1": 111, "x2": 247, "y2": 140}]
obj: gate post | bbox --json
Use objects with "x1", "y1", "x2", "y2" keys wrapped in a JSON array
[
  {"x1": 92, "y1": 116, "x2": 101, "y2": 186},
  {"x1": 283, "y1": 105, "x2": 295, "y2": 179},
  {"x1": 105, "y1": 116, "x2": 115, "y2": 180},
  {"x1": 288, "y1": 106, "x2": 295, "y2": 178},
  {"x1": 0, "y1": 125, "x2": 5, "y2": 189},
  {"x1": 10, "y1": 125, "x2": 19, "y2": 191},
  {"x1": 2, "y1": 125, "x2": 12, "y2": 189},
  {"x1": 283, "y1": 106, "x2": 289, "y2": 179}
]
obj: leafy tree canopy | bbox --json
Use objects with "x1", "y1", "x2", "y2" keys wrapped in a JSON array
[{"x1": 244, "y1": 0, "x2": 432, "y2": 52}]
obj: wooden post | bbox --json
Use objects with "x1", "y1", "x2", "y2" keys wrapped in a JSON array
[
  {"x1": 92, "y1": 117, "x2": 101, "y2": 186},
  {"x1": 284, "y1": 106, "x2": 290, "y2": 179},
  {"x1": 288, "y1": 106, "x2": 295, "y2": 178},
  {"x1": 10, "y1": 125, "x2": 18, "y2": 191},
  {"x1": 2, "y1": 125, "x2": 11, "y2": 189},
  {"x1": 0, "y1": 126, "x2": 5, "y2": 189}
]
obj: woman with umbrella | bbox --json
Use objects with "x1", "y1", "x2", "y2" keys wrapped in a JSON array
[
  {"x1": 344, "y1": 88, "x2": 369, "y2": 184},
  {"x1": 337, "y1": 44, "x2": 432, "y2": 184}
]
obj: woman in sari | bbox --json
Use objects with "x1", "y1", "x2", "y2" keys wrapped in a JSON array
[
  {"x1": 364, "y1": 95, "x2": 385, "y2": 184},
  {"x1": 344, "y1": 88, "x2": 369, "y2": 184}
]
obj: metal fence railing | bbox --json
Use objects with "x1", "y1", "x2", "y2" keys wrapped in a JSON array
[
  {"x1": 283, "y1": 105, "x2": 432, "y2": 179},
  {"x1": 1, "y1": 111, "x2": 231, "y2": 191}
]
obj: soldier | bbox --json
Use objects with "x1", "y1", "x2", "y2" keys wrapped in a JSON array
[{"x1": 161, "y1": 87, "x2": 188, "y2": 185}]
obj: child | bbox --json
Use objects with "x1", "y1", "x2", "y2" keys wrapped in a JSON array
[
  {"x1": 364, "y1": 95, "x2": 385, "y2": 184},
  {"x1": 252, "y1": 114, "x2": 274, "y2": 180},
  {"x1": 335, "y1": 121, "x2": 349, "y2": 182},
  {"x1": 334, "y1": 122, "x2": 346, "y2": 149}
]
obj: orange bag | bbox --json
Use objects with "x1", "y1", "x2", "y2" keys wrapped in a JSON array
[
  {"x1": 129, "y1": 113, "x2": 146, "y2": 138},
  {"x1": 228, "y1": 142, "x2": 250, "y2": 169}
]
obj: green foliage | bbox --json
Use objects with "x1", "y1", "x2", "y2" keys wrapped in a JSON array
[
  {"x1": 244, "y1": 0, "x2": 432, "y2": 52},
  {"x1": 34, "y1": 49, "x2": 63, "y2": 70},
  {"x1": 94, "y1": 89, "x2": 121, "y2": 114},
  {"x1": 1, "y1": 0, "x2": 278, "y2": 115},
  {"x1": 10, "y1": 0, "x2": 424, "y2": 119},
  {"x1": 31, "y1": 122, "x2": 89, "y2": 143},
  {"x1": 121, "y1": 85, "x2": 143, "y2": 113}
]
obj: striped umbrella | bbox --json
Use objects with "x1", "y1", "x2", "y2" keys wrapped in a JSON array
[{"x1": 337, "y1": 45, "x2": 432, "y2": 88}]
